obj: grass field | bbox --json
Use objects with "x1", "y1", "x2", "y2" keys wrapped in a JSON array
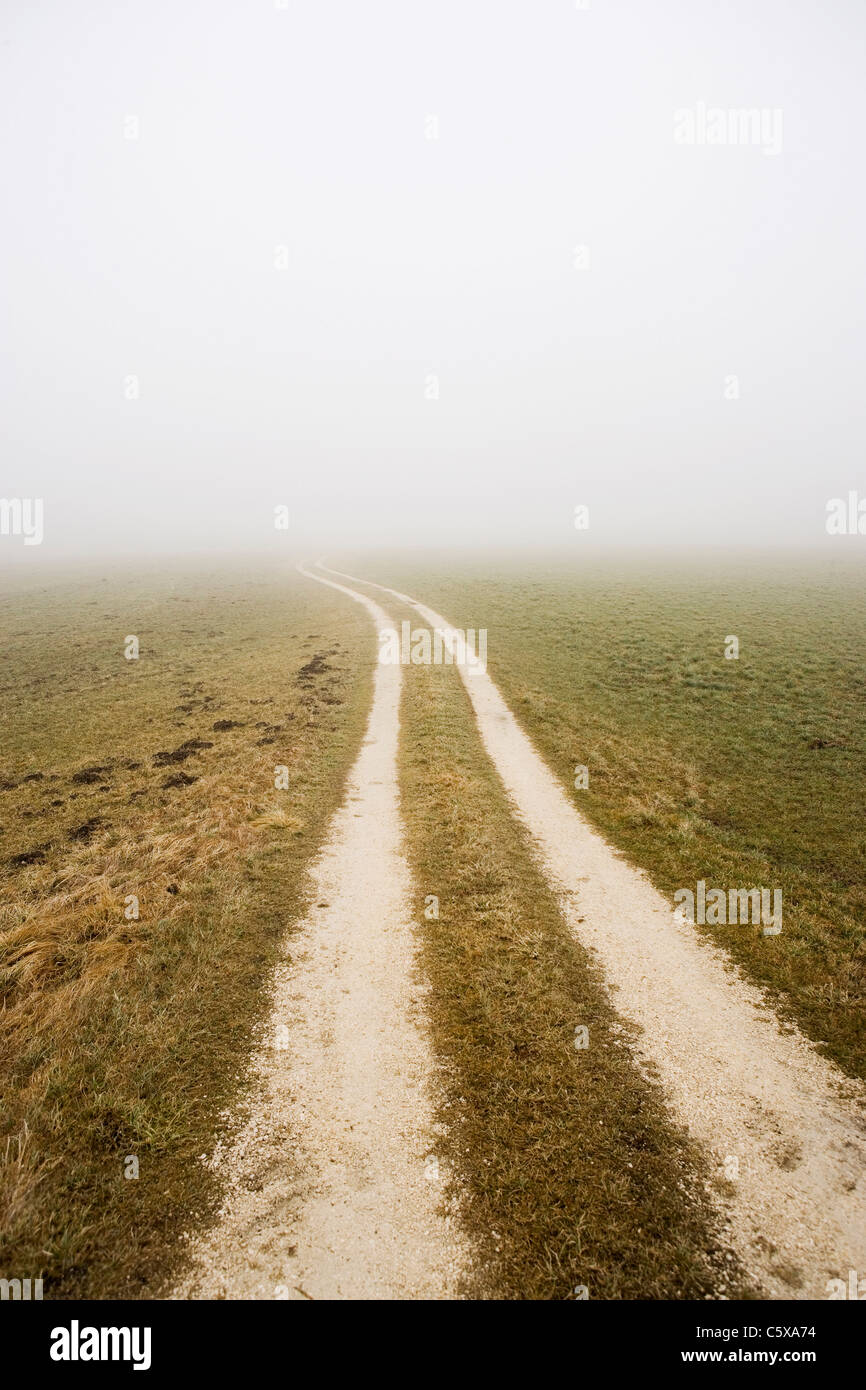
[
  {"x1": 0, "y1": 563, "x2": 372, "y2": 1297},
  {"x1": 355, "y1": 552, "x2": 866, "y2": 1082}
]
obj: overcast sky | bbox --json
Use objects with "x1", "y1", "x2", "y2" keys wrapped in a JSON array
[{"x1": 2, "y1": 0, "x2": 865, "y2": 562}]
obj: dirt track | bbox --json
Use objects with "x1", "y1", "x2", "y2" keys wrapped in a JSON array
[
  {"x1": 177, "y1": 561, "x2": 866, "y2": 1300},
  {"x1": 319, "y1": 562, "x2": 866, "y2": 1301},
  {"x1": 175, "y1": 568, "x2": 465, "y2": 1300}
]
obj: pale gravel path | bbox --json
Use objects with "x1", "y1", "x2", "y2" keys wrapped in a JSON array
[
  {"x1": 174, "y1": 567, "x2": 465, "y2": 1301},
  {"x1": 319, "y1": 562, "x2": 866, "y2": 1301}
]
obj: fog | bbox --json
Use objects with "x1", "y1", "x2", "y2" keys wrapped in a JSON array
[{"x1": 2, "y1": 0, "x2": 865, "y2": 564}]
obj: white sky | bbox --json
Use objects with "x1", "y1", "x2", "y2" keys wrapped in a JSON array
[{"x1": 1, "y1": 0, "x2": 865, "y2": 560}]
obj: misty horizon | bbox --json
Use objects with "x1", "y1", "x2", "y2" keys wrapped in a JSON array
[{"x1": 3, "y1": 0, "x2": 865, "y2": 564}]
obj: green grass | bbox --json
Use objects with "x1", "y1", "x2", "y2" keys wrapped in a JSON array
[
  {"x1": 353, "y1": 552, "x2": 866, "y2": 1082},
  {"x1": 0, "y1": 563, "x2": 372, "y2": 1298},
  {"x1": 396, "y1": 606, "x2": 745, "y2": 1300}
]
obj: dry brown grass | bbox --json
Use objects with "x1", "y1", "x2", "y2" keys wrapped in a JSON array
[
  {"x1": 1, "y1": 791, "x2": 260, "y2": 1020},
  {"x1": 0, "y1": 565, "x2": 373, "y2": 1297}
]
